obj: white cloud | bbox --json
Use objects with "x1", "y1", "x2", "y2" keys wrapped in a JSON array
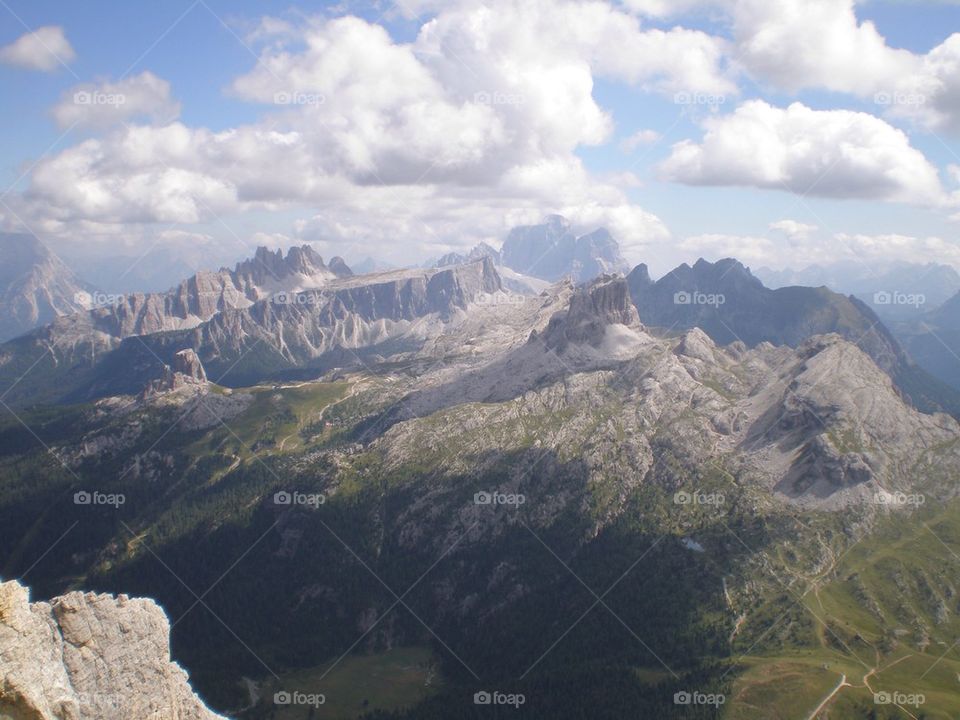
[
  {"x1": 660, "y1": 100, "x2": 952, "y2": 206},
  {"x1": 676, "y1": 230, "x2": 960, "y2": 273},
  {"x1": 728, "y1": 0, "x2": 917, "y2": 95},
  {"x1": 620, "y1": 129, "x2": 661, "y2": 152},
  {"x1": 676, "y1": 233, "x2": 777, "y2": 269},
  {"x1": 832, "y1": 232, "x2": 960, "y2": 269},
  {"x1": 20, "y1": 3, "x2": 691, "y2": 264},
  {"x1": 0, "y1": 26, "x2": 75, "y2": 72},
  {"x1": 52, "y1": 72, "x2": 181, "y2": 130},
  {"x1": 769, "y1": 219, "x2": 818, "y2": 242}
]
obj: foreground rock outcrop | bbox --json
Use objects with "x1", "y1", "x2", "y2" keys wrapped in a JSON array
[{"x1": 0, "y1": 579, "x2": 224, "y2": 720}]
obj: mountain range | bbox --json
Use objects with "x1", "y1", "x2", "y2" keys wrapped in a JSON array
[{"x1": 2, "y1": 228, "x2": 960, "y2": 718}]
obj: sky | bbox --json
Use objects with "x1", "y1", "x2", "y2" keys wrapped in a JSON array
[{"x1": 1, "y1": 0, "x2": 960, "y2": 280}]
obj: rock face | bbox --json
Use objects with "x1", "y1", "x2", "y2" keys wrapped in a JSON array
[
  {"x1": 0, "y1": 234, "x2": 92, "y2": 342},
  {"x1": 172, "y1": 348, "x2": 207, "y2": 383},
  {"x1": 500, "y1": 215, "x2": 629, "y2": 282},
  {"x1": 541, "y1": 275, "x2": 641, "y2": 350},
  {"x1": 0, "y1": 579, "x2": 224, "y2": 720},
  {"x1": 44, "y1": 244, "x2": 353, "y2": 343}
]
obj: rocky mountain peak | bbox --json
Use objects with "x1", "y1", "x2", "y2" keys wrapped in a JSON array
[
  {"x1": 173, "y1": 348, "x2": 207, "y2": 382},
  {"x1": 0, "y1": 579, "x2": 224, "y2": 719},
  {"x1": 501, "y1": 216, "x2": 629, "y2": 282},
  {"x1": 543, "y1": 213, "x2": 571, "y2": 233},
  {"x1": 240, "y1": 244, "x2": 337, "y2": 283},
  {"x1": 0, "y1": 233, "x2": 92, "y2": 342},
  {"x1": 541, "y1": 275, "x2": 641, "y2": 350},
  {"x1": 328, "y1": 255, "x2": 353, "y2": 277}
]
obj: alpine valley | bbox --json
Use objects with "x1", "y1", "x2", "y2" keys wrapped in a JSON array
[{"x1": 2, "y1": 221, "x2": 960, "y2": 719}]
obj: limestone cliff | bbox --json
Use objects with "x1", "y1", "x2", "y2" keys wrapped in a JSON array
[{"x1": 0, "y1": 579, "x2": 224, "y2": 720}]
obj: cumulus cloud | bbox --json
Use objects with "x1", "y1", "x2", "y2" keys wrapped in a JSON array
[
  {"x1": 659, "y1": 100, "x2": 952, "y2": 206},
  {"x1": 52, "y1": 72, "x2": 181, "y2": 130},
  {"x1": 623, "y1": 0, "x2": 960, "y2": 135},
  {"x1": 0, "y1": 26, "x2": 75, "y2": 72}
]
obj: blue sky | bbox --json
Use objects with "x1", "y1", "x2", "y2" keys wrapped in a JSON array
[{"x1": 1, "y1": 0, "x2": 959, "y2": 280}]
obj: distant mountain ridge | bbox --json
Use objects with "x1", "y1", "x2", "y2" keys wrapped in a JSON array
[
  {"x1": 893, "y1": 289, "x2": 960, "y2": 392},
  {"x1": 501, "y1": 215, "x2": 629, "y2": 282},
  {"x1": 0, "y1": 256, "x2": 502, "y2": 406},
  {"x1": 755, "y1": 260, "x2": 960, "y2": 319},
  {"x1": 627, "y1": 257, "x2": 960, "y2": 417}
]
